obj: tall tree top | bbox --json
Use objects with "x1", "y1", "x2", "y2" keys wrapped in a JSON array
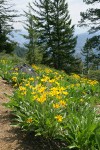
[
  {"x1": 79, "y1": 0, "x2": 100, "y2": 33},
  {"x1": 83, "y1": 0, "x2": 99, "y2": 4}
]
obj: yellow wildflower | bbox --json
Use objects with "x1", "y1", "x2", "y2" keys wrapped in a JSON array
[
  {"x1": 31, "y1": 91, "x2": 35, "y2": 95},
  {"x1": 56, "y1": 95, "x2": 62, "y2": 99},
  {"x1": 14, "y1": 67, "x2": 18, "y2": 71},
  {"x1": 34, "y1": 84, "x2": 42, "y2": 90},
  {"x1": 45, "y1": 68, "x2": 52, "y2": 73},
  {"x1": 29, "y1": 77, "x2": 34, "y2": 81},
  {"x1": 63, "y1": 91, "x2": 68, "y2": 95},
  {"x1": 89, "y1": 80, "x2": 98, "y2": 85},
  {"x1": 1, "y1": 59, "x2": 6, "y2": 64},
  {"x1": 19, "y1": 86, "x2": 26, "y2": 91},
  {"x1": 75, "y1": 83, "x2": 80, "y2": 87},
  {"x1": 80, "y1": 99, "x2": 84, "y2": 102},
  {"x1": 49, "y1": 79, "x2": 55, "y2": 83},
  {"x1": 25, "y1": 83, "x2": 30, "y2": 87},
  {"x1": 26, "y1": 118, "x2": 33, "y2": 123},
  {"x1": 12, "y1": 72, "x2": 18, "y2": 75},
  {"x1": 60, "y1": 87, "x2": 65, "y2": 91},
  {"x1": 12, "y1": 76, "x2": 17, "y2": 82},
  {"x1": 55, "y1": 115, "x2": 63, "y2": 122},
  {"x1": 37, "y1": 93, "x2": 46, "y2": 103},
  {"x1": 29, "y1": 85, "x2": 33, "y2": 89},
  {"x1": 69, "y1": 84, "x2": 75, "y2": 89},
  {"x1": 82, "y1": 91, "x2": 86, "y2": 95},
  {"x1": 53, "y1": 103, "x2": 60, "y2": 109},
  {"x1": 71, "y1": 74, "x2": 80, "y2": 80},
  {"x1": 50, "y1": 90, "x2": 60, "y2": 96},
  {"x1": 38, "y1": 86, "x2": 46, "y2": 93},
  {"x1": 13, "y1": 83, "x2": 17, "y2": 87},
  {"x1": 55, "y1": 82, "x2": 59, "y2": 86},
  {"x1": 33, "y1": 95, "x2": 39, "y2": 100},
  {"x1": 32, "y1": 64, "x2": 39, "y2": 70},
  {"x1": 41, "y1": 76, "x2": 50, "y2": 82},
  {"x1": 49, "y1": 87, "x2": 60, "y2": 96},
  {"x1": 59, "y1": 100, "x2": 66, "y2": 107},
  {"x1": 21, "y1": 91, "x2": 26, "y2": 95}
]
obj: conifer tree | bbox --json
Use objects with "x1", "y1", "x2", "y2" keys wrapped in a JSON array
[
  {"x1": 29, "y1": 0, "x2": 52, "y2": 65},
  {"x1": 47, "y1": 0, "x2": 77, "y2": 69},
  {"x1": 23, "y1": 5, "x2": 42, "y2": 64},
  {"x1": 79, "y1": 0, "x2": 100, "y2": 33},
  {"x1": 0, "y1": 0, "x2": 17, "y2": 53},
  {"x1": 25, "y1": 0, "x2": 77, "y2": 71},
  {"x1": 79, "y1": 0, "x2": 100, "y2": 71},
  {"x1": 81, "y1": 39, "x2": 92, "y2": 73},
  {"x1": 86, "y1": 36, "x2": 100, "y2": 70}
]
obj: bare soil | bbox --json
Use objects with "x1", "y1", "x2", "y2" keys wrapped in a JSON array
[{"x1": 0, "y1": 77, "x2": 66, "y2": 150}]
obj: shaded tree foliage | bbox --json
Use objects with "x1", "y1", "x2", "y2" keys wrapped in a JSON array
[
  {"x1": 0, "y1": 0, "x2": 17, "y2": 53},
  {"x1": 79, "y1": 0, "x2": 100, "y2": 33},
  {"x1": 79, "y1": 0, "x2": 100, "y2": 72},
  {"x1": 81, "y1": 36, "x2": 100, "y2": 72},
  {"x1": 81, "y1": 38, "x2": 93, "y2": 73},
  {"x1": 23, "y1": 5, "x2": 43, "y2": 64}
]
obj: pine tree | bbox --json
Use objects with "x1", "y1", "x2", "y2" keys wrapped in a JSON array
[
  {"x1": 79, "y1": 0, "x2": 100, "y2": 71},
  {"x1": 79, "y1": 0, "x2": 100, "y2": 33},
  {"x1": 87, "y1": 36, "x2": 100, "y2": 70},
  {"x1": 29, "y1": 0, "x2": 52, "y2": 65},
  {"x1": 25, "y1": 0, "x2": 77, "y2": 71},
  {"x1": 23, "y1": 4, "x2": 42, "y2": 64},
  {"x1": 48, "y1": 0, "x2": 77, "y2": 69},
  {"x1": 0, "y1": 0, "x2": 17, "y2": 53},
  {"x1": 81, "y1": 38, "x2": 98, "y2": 73}
]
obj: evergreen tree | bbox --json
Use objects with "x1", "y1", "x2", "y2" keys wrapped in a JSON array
[
  {"x1": 48, "y1": 0, "x2": 77, "y2": 69},
  {"x1": 29, "y1": 0, "x2": 52, "y2": 65},
  {"x1": 87, "y1": 36, "x2": 100, "y2": 70},
  {"x1": 0, "y1": 0, "x2": 17, "y2": 53},
  {"x1": 26, "y1": 0, "x2": 77, "y2": 71},
  {"x1": 79, "y1": 0, "x2": 100, "y2": 33},
  {"x1": 81, "y1": 38, "x2": 93, "y2": 73},
  {"x1": 79, "y1": 0, "x2": 100, "y2": 71},
  {"x1": 23, "y1": 5, "x2": 42, "y2": 64},
  {"x1": 81, "y1": 37, "x2": 100, "y2": 73}
]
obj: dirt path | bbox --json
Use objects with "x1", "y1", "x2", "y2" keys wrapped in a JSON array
[
  {"x1": 0, "y1": 77, "x2": 38, "y2": 150},
  {"x1": 0, "y1": 77, "x2": 20, "y2": 150}
]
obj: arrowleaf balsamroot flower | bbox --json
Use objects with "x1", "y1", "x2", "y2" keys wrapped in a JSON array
[
  {"x1": 53, "y1": 103, "x2": 60, "y2": 109},
  {"x1": 59, "y1": 100, "x2": 66, "y2": 107},
  {"x1": 29, "y1": 77, "x2": 34, "y2": 81},
  {"x1": 26, "y1": 118, "x2": 33, "y2": 123},
  {"x1": 55, "y1": 115, "x2": 63, "y2": 122},
  {"x1": 12, "y1": 76, "x2": 17, "y2": 82},
  {"x1": 37, "y1": 93, "x2": 47, "y2": 103}
]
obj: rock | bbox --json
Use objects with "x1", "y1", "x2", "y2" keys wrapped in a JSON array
[{"x1": 13, "y1": 64, "x2": 37, "y2": 76}]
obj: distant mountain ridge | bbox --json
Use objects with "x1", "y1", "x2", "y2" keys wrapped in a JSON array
[{"x1": 13, "y1": 31, "x2": 99, "y2": 57}]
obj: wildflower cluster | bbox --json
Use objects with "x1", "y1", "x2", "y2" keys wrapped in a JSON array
[{"x1": 0, "y1": 58, "x2": 100, "y2": 149}]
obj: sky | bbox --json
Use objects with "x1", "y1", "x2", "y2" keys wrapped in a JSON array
[{"x1": 12, "y1": 0, "x2": 92, "y2": 34}]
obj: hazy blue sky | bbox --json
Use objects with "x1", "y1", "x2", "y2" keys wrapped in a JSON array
[{"x1": 12, "y1": 0, "x2": 96, "y2": 34}]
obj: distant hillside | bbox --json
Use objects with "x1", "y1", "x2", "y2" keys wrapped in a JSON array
[
  {"x1": 13, "y1": 30, "x2": 99, "y2": 57},
  {"x1": 13, "y1": 30, "x2": 89, "y2": 47},
  {"x1": 75, "y1": 33, "x2": 88, "y2": 55},
  {"x1": 13, "y1": 30, "x2": 27, "y2": 46},
  {"x1": 75, "y1": 32, "x2": 100, "y2": 56}
]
